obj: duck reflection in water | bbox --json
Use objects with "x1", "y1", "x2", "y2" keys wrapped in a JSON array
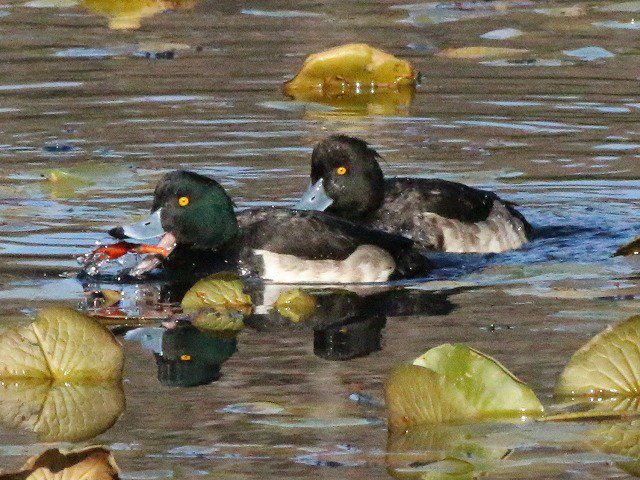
[
  {"x1": 86, "y1": 276, "x2": 457, "y2": 386},
  {"x1": 125, "y1": 324, "x2": 237, "y2": 388}
]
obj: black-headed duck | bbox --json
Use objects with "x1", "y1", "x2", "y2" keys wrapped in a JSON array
[{"x1": 296, "y1": 135, "x2": 532, "y2": 253}]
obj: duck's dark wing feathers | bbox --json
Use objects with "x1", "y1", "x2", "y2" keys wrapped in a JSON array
[
  {"x1": 384, "y1": 178, "x2": 501, "y2": 223},
  {"x1": 236, "y1": 207, "x2": 415, "y2": 260}
]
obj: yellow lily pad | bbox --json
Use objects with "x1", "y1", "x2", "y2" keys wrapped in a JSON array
[
  {"x1": 556, "y1": 315, "x2": 640, "y2": 397},
  {"x1": 0, "y1": 380, "x2": 124, "y2": 442},
  {"x1": 284, "y1": 43, "x2": 417, "y2": 98},
  {"x1": 191, "y1": 308, "x2": 245, "y2": 333},
  {"x1": 0, "y1": 446, "x2": 119, "y2": 479},
  {"x1": 386, "y1": 344, "x2": 543, "y2": 431},
  {"x1": 274, "y1": 289, "x2": 317, "y2": 322},
  {"x1": 181, "y1": 273, "x2": 253, "y2": 314},
  {"x1": 615, "y1": 237, "x2": 640, "y2": 256},
  {"x1": 0, "y1": 307, "x2": 123, "y2": 382},
  {"x1": 82, "y1": 0, "x2": 197, "y2": 30},
  {"x1": 437, "y1": 47, "x2": 529, "y2": 60}
]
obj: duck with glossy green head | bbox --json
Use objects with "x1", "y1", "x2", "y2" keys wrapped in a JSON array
[
  {"x1": 296, "y1": 135, "x2": 532, "y2": 253},
  {"x1": 102, "y1": 170, "x2": 431, "y2": 282}
]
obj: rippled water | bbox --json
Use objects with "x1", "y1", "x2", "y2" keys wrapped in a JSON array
[{"x1": 0, "y1": 0, "x2": 639, "y2": 478}]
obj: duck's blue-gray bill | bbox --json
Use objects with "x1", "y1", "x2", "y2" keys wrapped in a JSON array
[
  {"x1": 110, "y1": 209, "x2": 164, "y2": 240},
  {"x1": 294, "y1": 179, "x2": 334, "y2": 211}
]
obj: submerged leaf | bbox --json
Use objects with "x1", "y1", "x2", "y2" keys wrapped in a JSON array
[
  {"x1": 0, "y1": 307, "x2": 123, "y2": 381},
  {"x1": 437, "y1": 47, "x2": 528, "y2": 60},
  {"x1": 181, "y1": 273, "x2": 253, "y2": 314},
  {"x1": 615, "y1": 237, "x2": 640, "y2": 256},
  {"x1": 386, "y1": 344, "x2": 542, "y2": 431},
  {"x1": 274, "y1": 289, "x2": 317, "y2": 322},
  {"x1": 284, "y1": 43, "x2": 416, "y2": 98},
  {"x1": 0, "y1": 380, "x2": 124, "y2": 441},
  {"x1": 0, "y1": 446, "x2": 119, "y2": 479},
  {"x1": 556, "y1": 315, "x2": 640, "y2": 397}
]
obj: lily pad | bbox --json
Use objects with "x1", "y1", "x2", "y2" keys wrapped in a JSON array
[
  {"x1": 0, "y1": 307, "x2": 123, "y2": 382},
  {"x1": 0, "y1": 446, "x2": 119, "y2": 479},
  {"x1": 386, "y1": 344, "x2": 543, "y2": 431},
  {"x1": 181, "y1": 273, "x2": 253, "y2": 314},
  {"x1": 556, "y1": 315, "x2": 640, "y2": 397},
  {"x1": 591, "y1": 419, "x2": 640, "y2": 476},
  {"x1": 0, "y1": 380, "x2": 124, "y2": 442},
  {"x1": 191, "y1": 309, "x2": 245, "y2": 333},
  {"x1": 437, "y1": 47, "x2": 529, "y2": 60},
  {"x1": 615, "y1": 237, "x2": 640, "y2": 256},
  {"x1": 284, "y1": 43, "x2": 416, "y2": 98},
  {"x1": 82, "y1": 0, "x2": 197, "y2": 30},
  {"x1": 274, "y1": 289, "x2": 317, "y2": 322}
]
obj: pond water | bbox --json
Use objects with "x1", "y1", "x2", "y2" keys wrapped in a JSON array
[{"x1": 0, "y1": 0, "x2": 639, "y2": 477}]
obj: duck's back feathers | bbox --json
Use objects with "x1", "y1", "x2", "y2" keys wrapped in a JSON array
[{"x1": 366, "y1": 178, "x2": 531, "y2": 253}]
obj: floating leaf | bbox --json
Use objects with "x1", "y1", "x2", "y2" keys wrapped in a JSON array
[
  {"x1": 0, "y1": 446, "x2": 119, "y2": 479},
  {"x1": 191, "y1": 309, "x2": 245, "y2": 333},
  {"x1": 0, "y1": 307, "x2": 123, "y2": 381},
  {"x1": 591, "y1": 419, "x2": 640, "y2": 477},
  {"x1": 273, "y1": 289, "x2": 317, "y2": 322},
  {"x1": 556, "y1": 315, "x2": 640, "y2": 397},
  {"x1": 181, "y1": 273, "x2": 253, "y2": 314},
  {"x1": 386, "y1": 344, "x2": 542, "y2": 431},
  {"x1": 81, "y1": 0, "x2": 197, "y2": 30},
  {"x1": 437, "y1": 47, "x2": 528, "y2": 60},
  {"x1": 0, "y1": 380, "x2": 124, "y2": 442},
  {"x1": 284, "y1": 43, "x2": 416, "y2": 98},
  {"x1": 615, "y1": 237, "x2": 640, "y2": 257}
]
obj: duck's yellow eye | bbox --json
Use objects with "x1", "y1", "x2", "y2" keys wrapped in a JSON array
[
  {"x1": 336, "y1": 166, "x2": 347, "y2": 175},
  {"x1": 180, "y1": 354, "x2": 191, "y2": 361},
  {"x1": 178, "y1": 196, "x2": 190, "y2": 207}
]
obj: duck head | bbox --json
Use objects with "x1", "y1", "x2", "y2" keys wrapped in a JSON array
[
  {"x1": 110, "y1": 170, "x2": 238, "y2": 256},
  {"x1": 296, "y1": 135, "x2": 385, "y2": 219}
]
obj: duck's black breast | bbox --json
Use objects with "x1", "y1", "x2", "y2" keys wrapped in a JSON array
[{"x1": 380, "y1": 178, "x2": 499, "y2": 223}]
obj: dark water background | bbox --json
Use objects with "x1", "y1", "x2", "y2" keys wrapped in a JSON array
[{"x1": 0, "y1": 0, "x2": 639, "y2": 477}]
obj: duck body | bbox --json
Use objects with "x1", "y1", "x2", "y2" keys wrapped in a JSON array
[
  {"x1": 109, "y1": 170, "x2": 431, "y2": 283},
  {"x1": 364, "y1": 178, "x2": 531, "y2": 253},
  {"x1": 234, "y1": 207, "x2": 430, "y2": 282},
  {"x1": 297, "y1": 135, "x2": 532, "y2": 253}
]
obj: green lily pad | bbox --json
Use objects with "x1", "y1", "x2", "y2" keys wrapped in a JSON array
[
  {"x1": 386, "y1": 344, "x2": 543, "y2": 431},
  {"x1": 0, "y1": 380, "x2": 124, "y2": 442},
  {"x1": 0, "y1": 307, "x2": 123, "y2": 382},
  {"x1": 556, "y1": 315, "x2": 640, "y2": 397},
  {"x1": 181, "y1": 273, "x2": 253, "y2": 314}
]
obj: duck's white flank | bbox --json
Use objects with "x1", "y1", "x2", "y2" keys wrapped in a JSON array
[
  {"x1": 427, "y1": 202, "x2": 528, "y2": 253},
  {"x1": 253, "y1": 245, "x2": 395, "y2": 283}
]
